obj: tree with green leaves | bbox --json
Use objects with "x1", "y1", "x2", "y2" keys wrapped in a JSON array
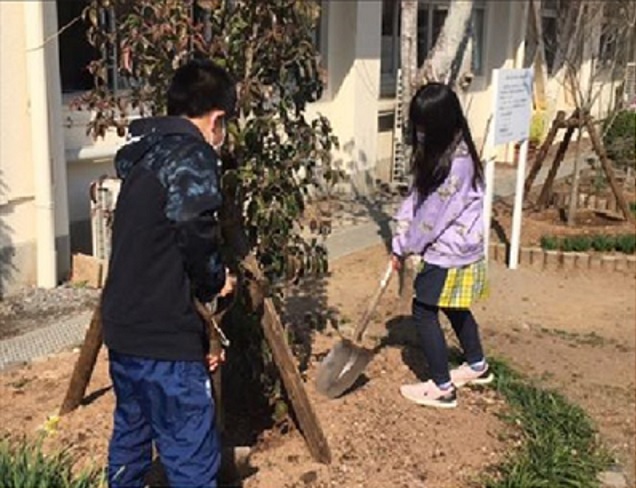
[{"x1": 73, "y1": 0, "x2": 339, "y2": 422}]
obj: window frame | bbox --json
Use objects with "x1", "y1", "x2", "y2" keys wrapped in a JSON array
[
  {"x1": 57, "y1": 0, "x2": 134, "y2": 96},
  {"x1": 540, "y1": 2, "x2": 559, "y2": 75}
]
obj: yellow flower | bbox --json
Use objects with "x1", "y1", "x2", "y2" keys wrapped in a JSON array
[{"x1": 41, "y1": 415, "x2": 60, "y2": 437}]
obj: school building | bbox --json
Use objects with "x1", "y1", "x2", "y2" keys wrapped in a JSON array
[{"x1": 0, "y1": 0, "x2": 630, "y2": 292}]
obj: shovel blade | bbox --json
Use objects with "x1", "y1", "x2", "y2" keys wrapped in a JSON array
[{"x1": 315, "y1": 340, "x2": 373, "y2": 399}]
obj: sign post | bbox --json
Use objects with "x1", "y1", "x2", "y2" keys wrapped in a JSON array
[{"x1": 488, "y1": 68, "x2": 533, "y2": 270}]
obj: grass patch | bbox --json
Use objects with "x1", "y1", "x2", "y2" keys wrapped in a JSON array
[
  {"x1": 483, "y1": 359, "x2": 611, "y2": 487},
  {"x1": 538, "y1": 327, "x2": 611, "y2": 348},
  {"x1": 0, "y1": 436, "x2": 105, "y2": 488},
  {"x1": 539, "y1": 233, "x2": 636, "y2": 254}
]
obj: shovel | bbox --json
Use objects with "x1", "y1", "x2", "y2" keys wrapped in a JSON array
[{"x1": 315, "y1": 261, "x2": 394, "y2": 399}]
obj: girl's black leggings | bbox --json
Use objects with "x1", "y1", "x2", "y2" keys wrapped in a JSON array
[{"x1": 412, "y1": 299, "x2": 485, "y2": 386}]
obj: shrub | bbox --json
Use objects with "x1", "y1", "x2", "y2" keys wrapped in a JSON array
[
  {"x1": 615, "y1": 234, "x2": 636, "y2": 254},
  {"x1": 562, "y1": 235, "x2": 592, "y2": 253},
  {"x1": 529, "y1": 111, "x2": 546, "y2": 145},
  {"x1": 0, "y1": 437, "x2": 104, "y2": 488},
  {"x1": 540, "y1": 233, "x2": 636, "y2": 254},
  {"x1": 590, "y1": 234, "x2": 616, "y2": 252},
  {"x1": 540, "y1": 235, "x2": 559, "y2": 251},
  {"x1": 603, "y1": 110, "x2": 636, "y2": 170}
]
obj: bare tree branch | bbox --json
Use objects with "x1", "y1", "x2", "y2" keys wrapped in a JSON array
[{"x1": 27, "y1": 15, "x2": 82, "y2": 52}]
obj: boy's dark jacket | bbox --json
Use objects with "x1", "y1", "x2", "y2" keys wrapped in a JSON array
[{"x1": 102, "y1": 117, "x2": 225, "y2": 362}]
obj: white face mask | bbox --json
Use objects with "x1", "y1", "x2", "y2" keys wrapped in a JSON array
[{"x1": 211, "y1": 117, "x2": 226, "y2": 153}]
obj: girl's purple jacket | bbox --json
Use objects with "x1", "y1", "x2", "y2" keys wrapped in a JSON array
[{"x1": 392, "y1": 147, "x2": 485, "y2": 268}]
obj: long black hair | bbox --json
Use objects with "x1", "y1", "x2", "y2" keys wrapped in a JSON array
[{"x1": 408, "y1": 83, "x2": 483, "y2": 199}]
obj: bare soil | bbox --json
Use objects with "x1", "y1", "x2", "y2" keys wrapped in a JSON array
[
  {"x1": 0, "y1": 245, "x2": 634, "y2": 487},
  {"x1": 491, "y1": 170, "x2": 636, "y2": 248}
]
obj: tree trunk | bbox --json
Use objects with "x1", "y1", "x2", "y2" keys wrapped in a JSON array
[
  {"x1": 418, "y1": 0, "x2": 474, "y2": 86},
  {"x1": 546, "y1": 2, "x2": 586, "y2": 123},
  {"x1": 530, "y1": 0, "x2": 549, "y2": 110},
  {"x1": 567, "y1": 124, "x2": 583, "y2": 226},
  {"x1": 400, "y1": 0, "x2": 418, "y2": 126}
]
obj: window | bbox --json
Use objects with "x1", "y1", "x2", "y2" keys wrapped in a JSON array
[
  {"x1": 597, "y1": 3, "x2": 629, "y2": 68},
  {"x1": 312, "y1": 1, "x2": 328, "y2": 62},
  {"x1": 380, "y1": 0, "x2": 401, "y2": 96},
  {"x1": 380, "y1": 0, "x2": 487, "y2": 97},
  {"x1": 471, "y1": 7, "x2": 485, "y2": 75},
  {"x1": 57, "y1": 0, "x2": 129, "y2": 93},
  {"x1": 541, "y1": 2, "x2": 558, "y2": 74},
  {"x1": 57, "y1": 0, "x2": 97, "y2": 93}
]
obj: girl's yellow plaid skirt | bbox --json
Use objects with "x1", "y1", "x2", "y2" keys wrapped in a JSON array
[{"x1": 414, "y1": 259, "x2": 489, "y2": 309}]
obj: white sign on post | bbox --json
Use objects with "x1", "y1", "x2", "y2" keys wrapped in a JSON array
[
  {"x1": 483, "y1": 68, "x2": 533, "y2": 270},
  {"x1": 493, "y1": 69, "x2": 534, "y2": 146}
]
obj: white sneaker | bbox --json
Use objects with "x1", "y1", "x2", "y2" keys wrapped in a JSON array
[
  {"x1": 400, "y1": 380, "x2": 457, "y2": 409},
  {"x1": 450, "y1": 362, "x2": 494, "y2": 388}
]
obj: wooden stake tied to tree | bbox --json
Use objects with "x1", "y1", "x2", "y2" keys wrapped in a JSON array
[{"x1": 525, "y1": 110, "x2": 634, "y2": 224}]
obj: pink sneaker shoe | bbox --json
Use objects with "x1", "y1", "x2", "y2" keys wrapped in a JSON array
[
  {"x1": 450, "y1": 362, "x2": 494, "y2": 388},
  {"x1": 400, "y1": 380, "x2": 457, "y2": 408}
]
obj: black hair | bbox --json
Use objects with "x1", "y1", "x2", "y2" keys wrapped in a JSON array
[
  {"x1": 167, "y1": 59, "x2": 236, "y2": 118},
  {"x1": 408, "y1": 82, "x2": 483, "y2": 200}
]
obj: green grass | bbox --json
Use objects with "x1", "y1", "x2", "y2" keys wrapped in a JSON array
[
  {"x1": 539, "y1": 233, "x2": 636, "y2": 254},
  {"x1": 0, "y1": 437, "x2": 105, "y2": 488},
  {"x1": 540, "y1": 235, "x2": 559, "y2": 251},
  {"x1": 483, "y1": 359, "x2": 611, "y2": 487}
]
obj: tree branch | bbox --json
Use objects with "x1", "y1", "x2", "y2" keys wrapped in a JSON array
[{"x1": 27, "y1": 15, "x2": 82, "y2": 52}]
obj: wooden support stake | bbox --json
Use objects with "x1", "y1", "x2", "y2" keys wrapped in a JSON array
[
  {"x1": 524, "y1": 111, "x2": 565, "y2": 196},
  {"x1": 261, "y1": 297, "x2": 331, "y2": 464},
  {"x1": 220, "y1": 195, "x2": 331, "y2": 464},
  {"x1": 536, "y1": 123, "x2": 575, "y2": 209},
  {"x1": 59, "y1": 302, "x2": 103, "y2": 415},
  {"x1": 585, "y1": 117, "x2": 635, "y2": 223},
  {"x1": 237, "y1": 255, "x2": 331, "y2": 463}
]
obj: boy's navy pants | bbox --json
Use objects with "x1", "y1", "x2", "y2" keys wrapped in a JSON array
[{"x1": 107, "y1": 350, "x2": 220, "y2": 488}]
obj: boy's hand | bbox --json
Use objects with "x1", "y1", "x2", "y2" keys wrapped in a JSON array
[
  {"x1": 206, "y1": 350, "x2": 226, "y2": 373},
  {"x1": 218, "y1": 269, "x2": 237, "y2": 298}
]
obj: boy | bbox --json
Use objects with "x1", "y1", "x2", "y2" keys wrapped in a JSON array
[{"x1": 102, "y1": 59, "x2": 236, "y2": 488}]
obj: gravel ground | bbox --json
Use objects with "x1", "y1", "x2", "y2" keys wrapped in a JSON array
[{"x1": 0, "y1": 285, "x2": 99, "y2": 340}]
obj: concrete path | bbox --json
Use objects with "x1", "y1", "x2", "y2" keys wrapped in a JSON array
[
  {"x1": 0, "y1": 156, "x2": 580, "y2": 370},
  {"x1": 0, "y1": 312, "x2": 91, "y2": 370}
]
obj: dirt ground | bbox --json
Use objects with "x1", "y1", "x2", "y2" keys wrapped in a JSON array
[
  {"x1": 0, "y1": 245, "x2": 634, "y2": 487},
  {"x1": 491, "y1": 203, "x2": 636, "y2": 249},
  {"x1": 491, "y1": 170, "x2": 636, "y2": 249}
]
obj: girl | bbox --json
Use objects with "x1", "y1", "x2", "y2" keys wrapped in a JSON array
[{"x1": 392, "y1": 83, "x2": 493, "y2": 409}]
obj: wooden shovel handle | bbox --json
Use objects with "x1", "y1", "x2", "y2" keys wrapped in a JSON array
[{"x1": 352, "y1": 262, "x2": 394, "y2": 342}]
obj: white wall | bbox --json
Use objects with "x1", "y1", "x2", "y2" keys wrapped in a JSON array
[
  {"x1": 0, "y1": 2, "x2": 37, "y2": 292},
  {"x1": 0, "y1": 2, "x2": 35, "y2": 211},
  {"x1": 306, "y1": 0, "x2": 383, "y2": 194},
  {"x1": 63, "y1": 105, "x2": 123, "y2": 223},
  {"x1": 1, "y1": 1, "x2": 74, "y2": 291}
]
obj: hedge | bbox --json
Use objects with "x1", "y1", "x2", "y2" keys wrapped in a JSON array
[{"x1": 540, "y1": 233, "x2": 636, "y2": 254}]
